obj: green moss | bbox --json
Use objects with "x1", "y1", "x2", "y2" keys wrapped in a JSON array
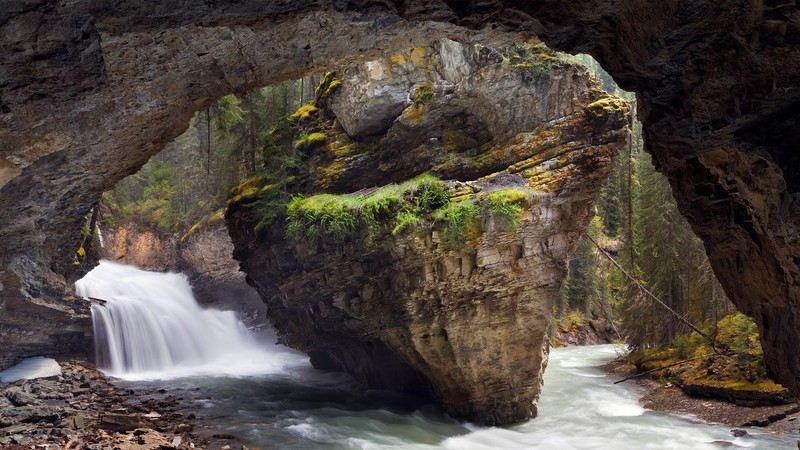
[
  {"x1": 432, "y1": 200, "x2": 480, "y2": 249},
  {"x1": 586, "y1": 96, "x2": 627, "y2": 119},
  {"x1": 229, "y1": 176, "x2": 264, "y2": 200},
  {"x1": 180, "y1": 207, "x2": 227, "y2": 244},
  {"x1": 392, "y1": 210, "x2": 422, "y2": 235},
  {"x1": 327, "y1": 79, "x2": 341, "y2": 92},
  {"x1": 286, "y1": 194, "x2": 359, "y2": 245},
  {"x1": 411, "y1": 82, "x2": 434, "y2": 105},
  {"x1": 284, "y1": 174, "x2": 451, "y2": 248},
  {"x1": 314, "y1": 71, "x2": 342, "y2": 100},
  {"x1": 483, "y1": 187, "x2": 540, "y2": 229},
  {"x1": 316, "y1": 160, "x2": 346, "y2": 189},
  {"x1": 295, "y1": 132, "x2": 327, "y2": 151},
  {"x1": 499, "y1": 42, "x2": 572, "y2": 76},
  {"x1": 408, "y1": 174, "x2": 449, "y2": 210},
  {"x1": 289, "y1": 102, "x2": 319, "y2": 122},
  {"x1": 403, "y1": 104, "x2": 426, "y2": 125}
]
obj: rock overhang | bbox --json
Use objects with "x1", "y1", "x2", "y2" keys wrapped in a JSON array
[{"x1": 0, "y1": 0, "x2": 799, "y2": 421}]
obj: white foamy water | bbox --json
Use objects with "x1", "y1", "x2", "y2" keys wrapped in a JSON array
[{"x1": 75, "y1": 260, "x2": 306, "y2": 380}]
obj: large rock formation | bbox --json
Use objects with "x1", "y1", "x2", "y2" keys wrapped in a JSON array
[
  {"x1": 1, "y1": 0, "x2": 800, "y2": 413},
  {"x1": 226, "y1": 40, "x2": 629, "y2": 424}
]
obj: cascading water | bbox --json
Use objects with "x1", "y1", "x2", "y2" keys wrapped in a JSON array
[{"x1": 75, "y1": 260, "x2": 305, "y2": 380}]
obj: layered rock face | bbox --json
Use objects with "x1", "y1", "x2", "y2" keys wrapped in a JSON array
[
  {"x1": 2, "y1": 0, "x2": 800, "y2": 410},
  {"x1": 226, "y1": 40, "x2": 629, "y2": 424}
]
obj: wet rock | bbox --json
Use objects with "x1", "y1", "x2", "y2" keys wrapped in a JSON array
[
  {"x1": 99, "y1": 413, "x2": 141, "y2": 432},
  {"x1": 4, "y1": 386, "x2": 40, "y2": 406},
  {"x1": 213, "y1": 433, "x2": 237, "y2": 439}
]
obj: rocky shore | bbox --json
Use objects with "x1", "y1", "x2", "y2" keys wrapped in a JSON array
[
  {"x1": 0, "y1": 360, "x2": 238, "y2": 450},
  {"x1": 605, "y1": 359, "x2": 800, "y2": 437}
]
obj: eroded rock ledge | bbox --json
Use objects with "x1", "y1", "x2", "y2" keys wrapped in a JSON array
[{"x1": 226, "y1": 40, "x2": 629, "y2": 425}]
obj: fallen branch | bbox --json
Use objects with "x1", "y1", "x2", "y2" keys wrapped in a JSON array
[
  {"x1": 585, "y1": 233, "x2": 710, "y2": 340},
  {"x1": 614, "y1": 357, "x2": 698, "y2": 384}
]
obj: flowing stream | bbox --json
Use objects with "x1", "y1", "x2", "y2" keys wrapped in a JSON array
[{"x1": 78, "y1": 261, "x2": 797, "y2": 449}]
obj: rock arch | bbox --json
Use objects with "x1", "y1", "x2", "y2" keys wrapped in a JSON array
[{"x1": 2, "y1": 0, "x2": 800, "y2": 411}]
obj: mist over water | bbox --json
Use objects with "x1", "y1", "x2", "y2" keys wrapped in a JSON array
[{"x1": 77, "y1": 262, "x2": 797, "y2": 449}]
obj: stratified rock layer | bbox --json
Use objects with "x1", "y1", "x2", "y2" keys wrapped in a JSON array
[{"x1": 226, "y1": 40, "x2": 629, "y2": 424}]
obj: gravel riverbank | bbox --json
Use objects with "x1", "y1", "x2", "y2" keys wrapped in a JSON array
[{"x1": 0, "y1": 359, "x2": 241, "y2": 450}]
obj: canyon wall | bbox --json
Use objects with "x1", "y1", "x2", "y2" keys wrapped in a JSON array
[{"x1": 1, "y1": 0, "x2": 799, "y2": 410}]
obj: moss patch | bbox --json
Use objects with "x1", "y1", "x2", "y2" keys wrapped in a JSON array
[
  {"x1": 626, "y1": 313, "x2": 790, "y2": 404},
  {"x1": 586, "y1": 96, "x2": 628, "y2": 119},
  {"x1": 180, "y1": 207, "x2": 226, "y2": 244},
  {"x1": 295, "y1": 132, "x2": 327, "y2": 151},
  {"x1": 284, "y1": 174, "x2": 450, "y2": 248},
  {"x1": 483, "y1": 187, "x2": 542, "y2": 229},
  {"x1": 314, "y1": 71, "x2": 342, "y2": 100},
  {"x1": 290, "y1": 102, "x2": 319, "y2": 122},
  {"x1": 432, "y1": 200, "x2": 480, "y2": 249},
  {"x1": 403, "y1": 104, "x2": 427, "y2": 125},
  {"x1": 411, "y1": 82, "x2": 434, "y2": 105}
]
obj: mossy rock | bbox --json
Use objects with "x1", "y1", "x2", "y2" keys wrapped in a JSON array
[
  {"x1": 290, "y1": 102, "x2": 319, "y2": 122},
  {"x1": 180, "y1": 207, "x2": 226, "y2": 244},
  {"x1": 295, "y1": 132, "x2": 327, "y2": 151},
  {"x1": 586, "y1": 96, "x2": 628, "y2": 119},
  {"x1": 314, "y1": 71, "x2": 342, "y2": 100},
  {"x1": 410, "y1": 82, "x2": 434, "y2": 105},
  {"x1": 403, "y1": 103, "x2": 427, "y2": 125}
]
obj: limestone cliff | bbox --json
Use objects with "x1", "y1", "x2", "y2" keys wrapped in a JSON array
[{"x1": 226, "y1": 40, "x2": 629, "y2": 425}]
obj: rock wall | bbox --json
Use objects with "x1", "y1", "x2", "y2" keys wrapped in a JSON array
[
  {"x1": 226, "y1": 40, "x2": 629, "y2": 424},
  {"x1": 516, "y1": 0, "x2": 800, "y2": 400}
]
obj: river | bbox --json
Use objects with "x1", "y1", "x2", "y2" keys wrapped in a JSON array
[{"x1": 77, "y1": 261, "x2": 797, "y2": 449}]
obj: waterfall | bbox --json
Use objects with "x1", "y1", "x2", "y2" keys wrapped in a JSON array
[{"x1": 75, "y1": 260, "x2": 304, "y2": 380}]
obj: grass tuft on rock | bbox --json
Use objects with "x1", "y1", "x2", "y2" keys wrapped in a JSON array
[{"x1": 483, "y1": 187, "x2": 542, "y2": 228}]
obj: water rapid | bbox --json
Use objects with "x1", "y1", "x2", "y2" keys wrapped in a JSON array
[
  {"x1": 75, "y1": 260, "x2": 305, "y2": 379},
  {"x1": 77, "y1": 262, "x2": 797, "y2": 448}
]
